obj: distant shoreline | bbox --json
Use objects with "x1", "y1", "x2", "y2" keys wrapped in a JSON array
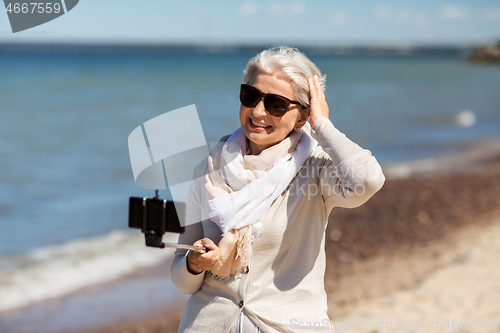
[{"x1": 0, "y1": 42, "x2": 476, "y2": 58}]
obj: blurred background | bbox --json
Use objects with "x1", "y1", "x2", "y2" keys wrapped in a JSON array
[{"x1": 1, "y1": 1, "x2": 499, "y2": 332}]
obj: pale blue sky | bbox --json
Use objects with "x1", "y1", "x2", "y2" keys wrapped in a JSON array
[{"x1": 1, "y1": 0, "x2": 499, "y2": 45}]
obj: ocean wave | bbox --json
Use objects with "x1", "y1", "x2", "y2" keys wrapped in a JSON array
[{"x1": 0, "y1": 229, "x2": 178, "y2": 313}]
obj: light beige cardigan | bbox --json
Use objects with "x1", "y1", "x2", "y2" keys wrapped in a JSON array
[{"x1": 171, "y1": 117, "x2": 385, "y2": 333}]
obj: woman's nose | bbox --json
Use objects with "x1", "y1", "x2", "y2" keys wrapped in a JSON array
[{"x1": 252, "y1": 100, "x2": 267, "y2": 117}]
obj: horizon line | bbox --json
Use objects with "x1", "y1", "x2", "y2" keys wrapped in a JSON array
[{"x1": 0, "y1": 41, "x2": 491, "y2": 54}]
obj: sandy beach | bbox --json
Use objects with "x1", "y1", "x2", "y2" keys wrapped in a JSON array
[{"x1": 3, "y1": 147, "x2": 500, "y2": 333}]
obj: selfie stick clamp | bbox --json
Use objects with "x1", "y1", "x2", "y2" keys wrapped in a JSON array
[
  {"x1": 132, "y1": 190, "x2": 206, "y2": 253},
  {"x1": 141, "y1": 190, "x2": 165, "y2": 248}
]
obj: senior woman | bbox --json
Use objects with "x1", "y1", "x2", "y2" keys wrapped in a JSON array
[{"x1": 172, "y1": 46, "x2": 385, "y2": 333}]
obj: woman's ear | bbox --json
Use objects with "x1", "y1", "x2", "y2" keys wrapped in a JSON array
[{"x1": 297, "y1": 107, "x2": 310, "y2": 126}]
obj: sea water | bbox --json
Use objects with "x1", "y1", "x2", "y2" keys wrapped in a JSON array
[{"x1": 0, "y1": 48, "x2": 499, "y2": 312}]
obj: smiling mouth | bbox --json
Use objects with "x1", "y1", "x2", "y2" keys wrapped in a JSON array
[{"x1": 250, "y1": 119, "x2": 271, "y2": 129}]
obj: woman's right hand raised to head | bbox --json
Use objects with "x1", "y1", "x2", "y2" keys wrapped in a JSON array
[
  {"x1": 308, "y1": 75, "x2": 329, "y2": 128},
  {"x1": 186, "y1": 238, "x2": 220, "y2": 275}
]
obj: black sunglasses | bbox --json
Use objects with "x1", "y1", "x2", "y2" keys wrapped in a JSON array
[{"x1": 239, "y1": 84, "x2": 303, "y2": 117}]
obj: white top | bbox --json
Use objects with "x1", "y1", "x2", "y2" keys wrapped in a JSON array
[{"x1": 171, "y1": 117, "x2": 385, "y2": 333}]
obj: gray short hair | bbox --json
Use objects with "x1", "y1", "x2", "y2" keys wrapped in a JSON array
[{"x1": 243, "y1": 46, "x2": 326, "y2": 109}]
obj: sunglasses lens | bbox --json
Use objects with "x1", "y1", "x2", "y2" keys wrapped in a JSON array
[
  {"x1": 239, "y1": 84, "x2": 295, "y2": 117},
  {"x1": 264, "y1": 95, "x2": 289, "y2": 116},
  {"x1": 240, "y1": 85, "x2": 260, "y2": 108}
]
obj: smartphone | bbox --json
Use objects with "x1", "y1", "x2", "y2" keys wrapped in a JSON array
[{"x1": 128, "y1": 197, "x2": 185, "y2": 234}]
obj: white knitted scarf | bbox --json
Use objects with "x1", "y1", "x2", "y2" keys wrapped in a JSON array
[{"x1": 204, "y1": 122, "x2": 317, "y2": 278}]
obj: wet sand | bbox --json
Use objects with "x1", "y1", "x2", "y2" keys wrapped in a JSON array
[{"x1": 5, "y1": 147, "x2": 500, "y2": 333}]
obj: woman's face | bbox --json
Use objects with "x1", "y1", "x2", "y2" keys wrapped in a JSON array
[{"x1": 239, "y1": 71, "x2": 308, "y2": 155}]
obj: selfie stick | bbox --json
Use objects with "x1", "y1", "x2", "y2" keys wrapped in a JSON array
[{"x1": 162, "y1": 243, "x2": 206, "y2": 253}]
